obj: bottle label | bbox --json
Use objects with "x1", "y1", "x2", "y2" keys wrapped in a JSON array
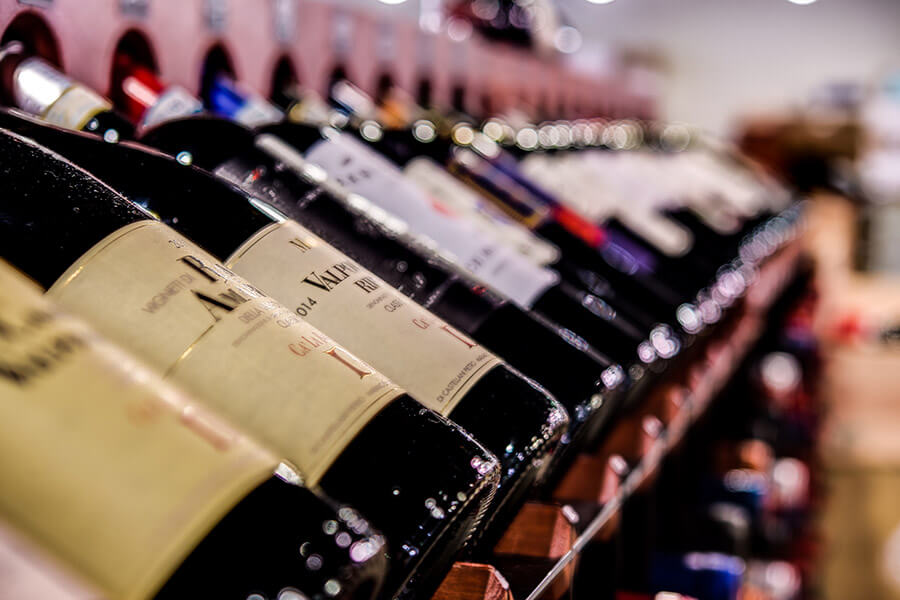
[
  {"x1": 0, "y1": 262, "x2": 278, "y2": 599},
  {"x1": 226, "y1": 220, "x2": 501, "y2": 415},
  {"x1": 140, "y1": 85, "x2": 204, "y2": 130},
  {"x1": 403, "y1": 157, "x2": 561, "y2": 267},
  {"x1": 46, "y1": 221, "x2": 404, "y2": 486},
  {"x1": 302, "y1": 134, "x2": 560, "y2": 307},
  {"x1": 42, "y1": 85, "x2": 113, "y2": 132}
]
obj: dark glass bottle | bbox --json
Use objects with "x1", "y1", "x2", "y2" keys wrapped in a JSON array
[
  {"x1": 0, "y1": 108, "x2": 569, "y2": 549},
  {"x1": 0, "y1": 42, "x2": 134, "y2": 142},
  {"x1": 0, "y1": 128, "x2": 500, "y2": 600},
  {"x1": 0, "y1": 261, "x2": 387, "y2": 600}
]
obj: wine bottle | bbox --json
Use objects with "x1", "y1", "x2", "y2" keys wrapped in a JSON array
[
  {"x1": 0, "y1": 107, "x2": 569, "y2": 547},
  {"x1": 0, "y1": 260, "x2": 387, "y2": 599},
  {"x1": 0, "y1": 129, "x2": 500, "y2": 600},
  {"x1": 0, "y1": 42, "x2": 133, "y2": 142},
  {"x1": 200, "y1": 75, "x2": 671, "y2": 374},
  {"x1": 101, "y1": 64, "x2": 629, "y2": 462}
]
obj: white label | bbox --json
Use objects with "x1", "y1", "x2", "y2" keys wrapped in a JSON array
[
  {"x1": 43, "y1": 85, "x2": 113, "y2": 131},
  {"x1": 0, "y1": 261, "x2": 277, "y2": 599},
  {"x1": 46, "y1": 221, "x2": 404, "y2": 486},
  {"x1": 227, "y1": 221, "x2": 502, "y2": 414},
  {"x1": 404, "y1": 157, "x2": 561, "y2": 266},
  {"x1": 303, "y1": 133, "x2": 560, "y2": 307},
  {"x1": 140, "y1": 86, "x2": 203, "y2": 130}
]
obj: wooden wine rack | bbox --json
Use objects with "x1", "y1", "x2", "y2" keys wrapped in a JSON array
[
  {"x1": 0, "y1": 0, "x2": 655, "y2": 120},
  {"x1": 433, "y1": 236, "x2": 807, "y2": 600}
]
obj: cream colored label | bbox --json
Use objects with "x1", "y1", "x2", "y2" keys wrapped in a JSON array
[
  {"x1": 404, "y1": 157, "x2": 561, "y2": 267},
  {"x1": 226, "y1": 220, "x2": 501, "y2": 416},
  {"x1": 0, "y1": 262, "x2": 277, "y2": 600},
  {"x1": 42, "y1": 85, "x2": 113, "y2": 131},
  {"x1": 47, "y1": 221, "x2": 403, "y2": 485}
]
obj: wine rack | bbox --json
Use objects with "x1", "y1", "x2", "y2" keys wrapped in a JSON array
[{"x1": 0, "y1": 0, "x2": 654, "y2": 121}]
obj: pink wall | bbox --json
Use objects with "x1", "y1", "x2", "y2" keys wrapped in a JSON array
[{"x1": 0, "y1": 0, "x2": 651, "y2": 121}]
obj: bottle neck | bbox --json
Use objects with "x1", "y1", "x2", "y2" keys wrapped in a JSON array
[
  {"x1": 4, "y1": 55, "x2": 115, "y2": 133},
  {"x1": 206, "y1": 74, "x2": 284, "y2": 129},
  {"x1": 10, "y1": 56, "x2": 71, "y2": 116},
  {"x1": 113, "y1": 58, "x2": 203, "y2": 129}
]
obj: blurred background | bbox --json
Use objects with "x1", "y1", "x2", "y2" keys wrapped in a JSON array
[{"x1": 337, "y1": 0, "x2": 900, "y2": 136}]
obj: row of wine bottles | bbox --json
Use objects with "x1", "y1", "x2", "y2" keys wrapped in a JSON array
[{"x1": 0, "y1": 40, "x2": 801, "y2": 600}]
